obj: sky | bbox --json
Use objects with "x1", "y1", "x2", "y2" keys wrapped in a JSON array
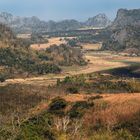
[{"x1": 0, "y1": 0, "x2": 140, "y2": 21}]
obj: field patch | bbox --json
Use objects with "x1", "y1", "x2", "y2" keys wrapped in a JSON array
[
  {"x1": 30, "y1": 37, "x2": 74, "y2": 50},
  {"x1": 82, "y1": 43, "x2": 102, "y2": 51}
]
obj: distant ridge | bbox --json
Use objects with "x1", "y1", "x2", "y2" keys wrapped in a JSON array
[
  {"x1": 0, "y1": 12, "x2": 111, "y2": 33},
  {"x1": 85, "y1": 14, "x2": 112, "y2": 27}
]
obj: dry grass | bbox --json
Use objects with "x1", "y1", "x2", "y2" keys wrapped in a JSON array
[
  {"x1": 1, "y1": 50, "x2": 140, "y2": 87},
  {"x1": 30, "y1": 37, "x2": 74, "y2": 50},
  {"x1": 63, "y1": 93, "x2": 140, "y2": 103},
  {"x1": 30, "y1": 93, "x2": 140, "y2": 119},
  {"x1": 30, "y1": 37, "x2": 65, "y2": 50},
  {"x1": 83, "y1": 93, "x2": 140, "y2": 130},
  {"x1": 82, "y1": 43, "x2": 102, "y2": 51}
]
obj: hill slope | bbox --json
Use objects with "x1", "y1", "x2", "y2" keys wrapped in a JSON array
[
  {"x1": 85, "y1": 14, "x2": 111, "y2": 27},
  {"x1": 102, "y1": 9, "x2": 140, "y2": 55}
]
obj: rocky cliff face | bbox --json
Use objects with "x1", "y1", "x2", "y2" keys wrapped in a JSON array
[
  {"x1": 85, "y1": 14, "x2": 112, "y2": 27},
  {"x1": 111, "y1": 9, "x2": 140, "y2": 29},
  {"x1": 102, "y1": 9, "x2": 140, "y2": 55}
]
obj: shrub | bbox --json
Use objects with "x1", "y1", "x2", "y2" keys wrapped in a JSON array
[
  {"x1": 0, "y1": 76, "x2": 6, "y2": 82},
  {"x1": 67, "y1": 86, "x2": 79, "y2": 94},
  {"x1": 16, "y1": 113, "x2": 55, "y2": 140},
  {"x1": 72, "y1": 101, "x2": 93, "y2": 109},
  {"x1": 88, "y1": 95, "x2": 103, "y2": 101},
  {"x1": 0, "y1": 71, "x2": 9, "y2": 82},
  {"x1": 69, "y1": 101, "x2": 94, "y2": 118},
  {"x1": 48, "y1": 97, "x2": 67, "y2": 116},
  {"x1": 63, "y1": 76, "x2": 72, "y2": 84},
  {"x1": 116, "y1": 110, "x2": 140, "y2": 137},
  {"x1": 115, "y1": 129, "x2": 138, "y2": 140},
  {"x1": 68, "y1": 109, "x2": 83, "y2": 119},
  {"x1": 0, "y1": 47, "x2": 61, "y2": 76},
  {"x1": 90, "y1": 130, "x2": 137, "y2": 140}
]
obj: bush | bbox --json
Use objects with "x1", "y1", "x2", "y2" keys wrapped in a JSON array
[
  {"x1": 90, "y1": 130, "x2": 137, "y2": 140},
  {"x1": 16, "y1": 113, "x2": 55, "y2": 140},
  {"x1": 69, "y1": 101, "x2": 94, "y2": 118},
  {"x1": 0, "y1": 47, "x2": 61, "y2": 76},
  {"x1": 115, "y1": 129, "x2": 138, "y2": 140},
  {"x1": 34, "y1": 63, "x2": 61, "y2": 74},
  {"x1": 88, "y1": 95, "x2": 103, "y2": 101},
  {"x1": 116, "y1": 110, "x2": 140, "y2": 137},
  {"x1": 0, "y1": 76, "x2": 6, "y2": 82},
  {"x1": 0, "y1": 71, "x2": 9, "y2": 82},
  {"x1": 48, "y1": 97, "x2": 67, "y2": 112},
  {"x1": 72, "y1": 101, "x2": 93, "y2": 109},
  {"x1": 68, "y1": 109, "x2": 83, "y2": 119},
  {"x1": 67, "y1": 86, "x2": 79, "y2": 94},
  {"x1": 63, "y1": 76, "x2": 72, "y2": 84}
]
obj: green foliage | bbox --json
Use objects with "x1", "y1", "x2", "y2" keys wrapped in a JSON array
[
  {"x1": 72, "y1": 101, "x2": 93, "y2": 109},
  {"x1": 63, "y1": 75, "x2": 86, "y2": 86},
  {"x1": 48, "y1": 97, "x2": 68, "y2": 116},
  {"x1": 115, "y1": 129, "x2": 139, "y2": 140},
  {"x1": 88, "y1": 95, "x2": 103, "y2": 101},
  {"x1": 63, "y1": 76, "x2": 72, "y2": 84},
  {"x1": 90, "y1": 130, "x2": 138, "y2": 140},
  {"x1": 69, "y1": 101, "x2": 94, "y2": 118},
  {"x1": 115, "y1": 110, "x2": 140, "y2": 137},
  {"x1": 67, "y1": 86, "x2": 79, "y2": 94},
  {"x1": 0, "y1": 47, "x2": 61, "y2": 75},
  {"x1": 16, "y1": 113, "x2": 55, "y2": 140},
  {"x1": 34, "y1": 63, "x2": 61, "y2": 74},
  {"x1": 0, "y1": 129, "x2": 13, "y2": 140},
  {"x1": 67, "y1": 38, "x2": 78, "y2": 47},
  {"x1": 60, "y1": 74, "x2": 140, "y2": 94},
  {"x1": 0, "y1": 73, "x2": 6, "y2": 82},
  {"x1": 56, "y1": 79, "x2": 61, "y2": 86},
  {"x1": 46, "y1": 44, "x2": 87, "y2": 66}
]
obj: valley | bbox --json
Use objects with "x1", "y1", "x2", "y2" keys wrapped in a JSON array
[
  {"x1": 0, "y1": 7, "x2": 140, "y2": 140},
  {"x1": 2, "y1": 44, "x2": 139, "y2": 86}
]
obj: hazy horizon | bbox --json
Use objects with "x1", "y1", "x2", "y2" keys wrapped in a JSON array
[{"x1": 0, "y1": 0, "x2": 140, "y2": 21}]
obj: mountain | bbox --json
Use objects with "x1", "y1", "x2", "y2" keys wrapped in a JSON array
[
  {"x1": 102, "y1": 9, "x2": 140, "y2": 55},
  {"x1": 0, "y1": 12, "x2": 111, "y2": 34},
  {"x1": 111, "y1": 9, "x2": 140, "y2": 29},
  {"x1": 0, "y1": 12, "x2": 13, "y2": 24},
  {"x1": 46, "y1": 19, "x2": 81, "y2": 32},
  {"x1": 0, "y1": 12, "x2": 48, "y2": 34},
  {"x1": 85, "y1": 14, "x2": 112, "y2": 27}
]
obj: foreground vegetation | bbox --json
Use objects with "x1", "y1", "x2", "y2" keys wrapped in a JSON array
[
  {"x1": 0, "y1": 8, "x2": 140, "y2": 139},
  {"x1": 1, "y1": 93, "x2": 140, "y2": 140},
  {"x1": 0, "y1": 72, "x2": 140, "y2": 139}
]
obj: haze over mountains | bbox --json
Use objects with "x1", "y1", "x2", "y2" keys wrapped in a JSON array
[
  {"x1": 0, "y1": 12, "x2": 111, "y2": 33},
  {"x1": 0, "y1": 8, "x2": 139, "y2": 55}
]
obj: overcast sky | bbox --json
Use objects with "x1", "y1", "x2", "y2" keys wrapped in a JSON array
[{"x1": 0, "y1": 0, "x2": 140, "y2": 21}]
